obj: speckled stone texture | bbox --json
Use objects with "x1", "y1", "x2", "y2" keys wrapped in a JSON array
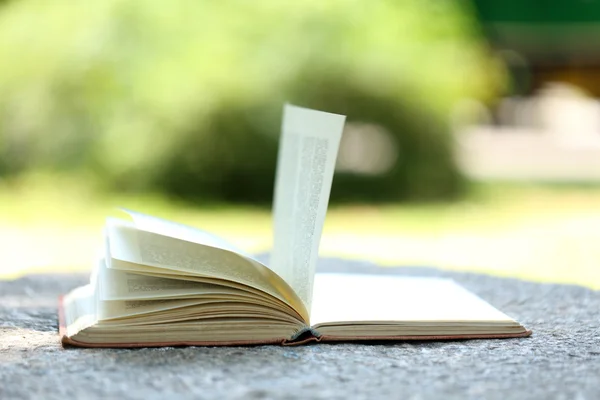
[{"x1": 1, "y1": 259, "x2": 599, "y2": 400}]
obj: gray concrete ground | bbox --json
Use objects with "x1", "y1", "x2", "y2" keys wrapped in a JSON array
[{"x1": 1, "y1": 258, "x2": 599, "y2": 400}]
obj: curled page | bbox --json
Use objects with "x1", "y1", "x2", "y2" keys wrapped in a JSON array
[
  {"x1": 105, "y1": 217, "x2": 309, "y2": 322},
  {"x1": 270, "y1": 104, "x2": 346, "y2": 311},
  {"x1": 123, "y1": 209, "x2": 250, "y2": 257}
]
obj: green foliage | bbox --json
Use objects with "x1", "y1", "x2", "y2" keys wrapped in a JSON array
[{"x1": 0, "y1": 0, "x2": 504, "y2": 202}]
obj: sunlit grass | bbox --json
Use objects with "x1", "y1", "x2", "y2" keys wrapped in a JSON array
[{"x1": 1, "y1": 176, "x2": 600, "y2": 289}]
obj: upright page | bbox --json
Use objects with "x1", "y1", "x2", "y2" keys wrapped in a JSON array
[{"x1": 270, "y1": 104, "x2": 346, "y2": 310}]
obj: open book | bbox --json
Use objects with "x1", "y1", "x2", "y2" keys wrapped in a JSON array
[{"x1": 59, "y1": 105, "x2": 530, "y2": 347}]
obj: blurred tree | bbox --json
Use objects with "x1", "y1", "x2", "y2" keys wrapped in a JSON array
[{"x1": 0, "y1": 0, "x2": 504, "y2": 202}]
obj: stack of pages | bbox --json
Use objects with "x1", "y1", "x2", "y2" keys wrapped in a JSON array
[{"x1": 59, "y1": 105, "x2": 530, "y2": 347}]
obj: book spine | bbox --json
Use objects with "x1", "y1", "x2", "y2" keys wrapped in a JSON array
[{"x1": 282, "y1": 326, "x2": 322, "y2": 346}]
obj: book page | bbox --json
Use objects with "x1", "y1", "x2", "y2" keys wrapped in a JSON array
[
  {"x1": 270, "y1": 104, "x2": 346, "y2": 311},
  {"x1": 106, "y1": 218, "x2": 309, "y2": 322},
  {"x1": 98, "y1": 257, "x2": 247, "y2": 301},
  {"x1": 124, "y1": 209, "x2": 251, "y2": 258},
  {"x1": 63, "y1": 284, "x2": 97, "y2": 337},
  {"x1": 310, "y1": 274, "x2": 517, "y2": 327}
]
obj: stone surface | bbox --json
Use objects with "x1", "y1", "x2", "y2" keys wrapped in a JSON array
[{"x1": 1, "y1": 259, "x2": 599, "y2": 400}]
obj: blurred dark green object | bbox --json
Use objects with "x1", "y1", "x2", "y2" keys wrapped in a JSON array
[
  {"x1": 473, "y1": 1, "x2": 600, "y2": 95},
  {"x1": 474, "y1": 0, "x2": 600, "y2": 59},
  {"x1": 0, "y1": 0, "x2": 502, "y2": 203}
]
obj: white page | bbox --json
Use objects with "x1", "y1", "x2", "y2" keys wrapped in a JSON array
[
  {"x1": 270, "y1": 104, "x2": 346, "y2": 311},
  {"x1": 310, "y1": 274, "x2": 516, "y2": 326}
]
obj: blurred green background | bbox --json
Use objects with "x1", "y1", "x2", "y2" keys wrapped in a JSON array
[
  {"x1": 1, "y1": 0, "x2": 599, "y2": 288},
  {"x1": 0, "y1": 0, "x2": 500, "y2": 201}
]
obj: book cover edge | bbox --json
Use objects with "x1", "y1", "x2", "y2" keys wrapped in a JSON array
[
  {"x1": 58, "y1": 296, "x2": 531, "y2": 348},
  {"x1": 57, "y1": 295, "x2": 290, "y2": 348}
]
